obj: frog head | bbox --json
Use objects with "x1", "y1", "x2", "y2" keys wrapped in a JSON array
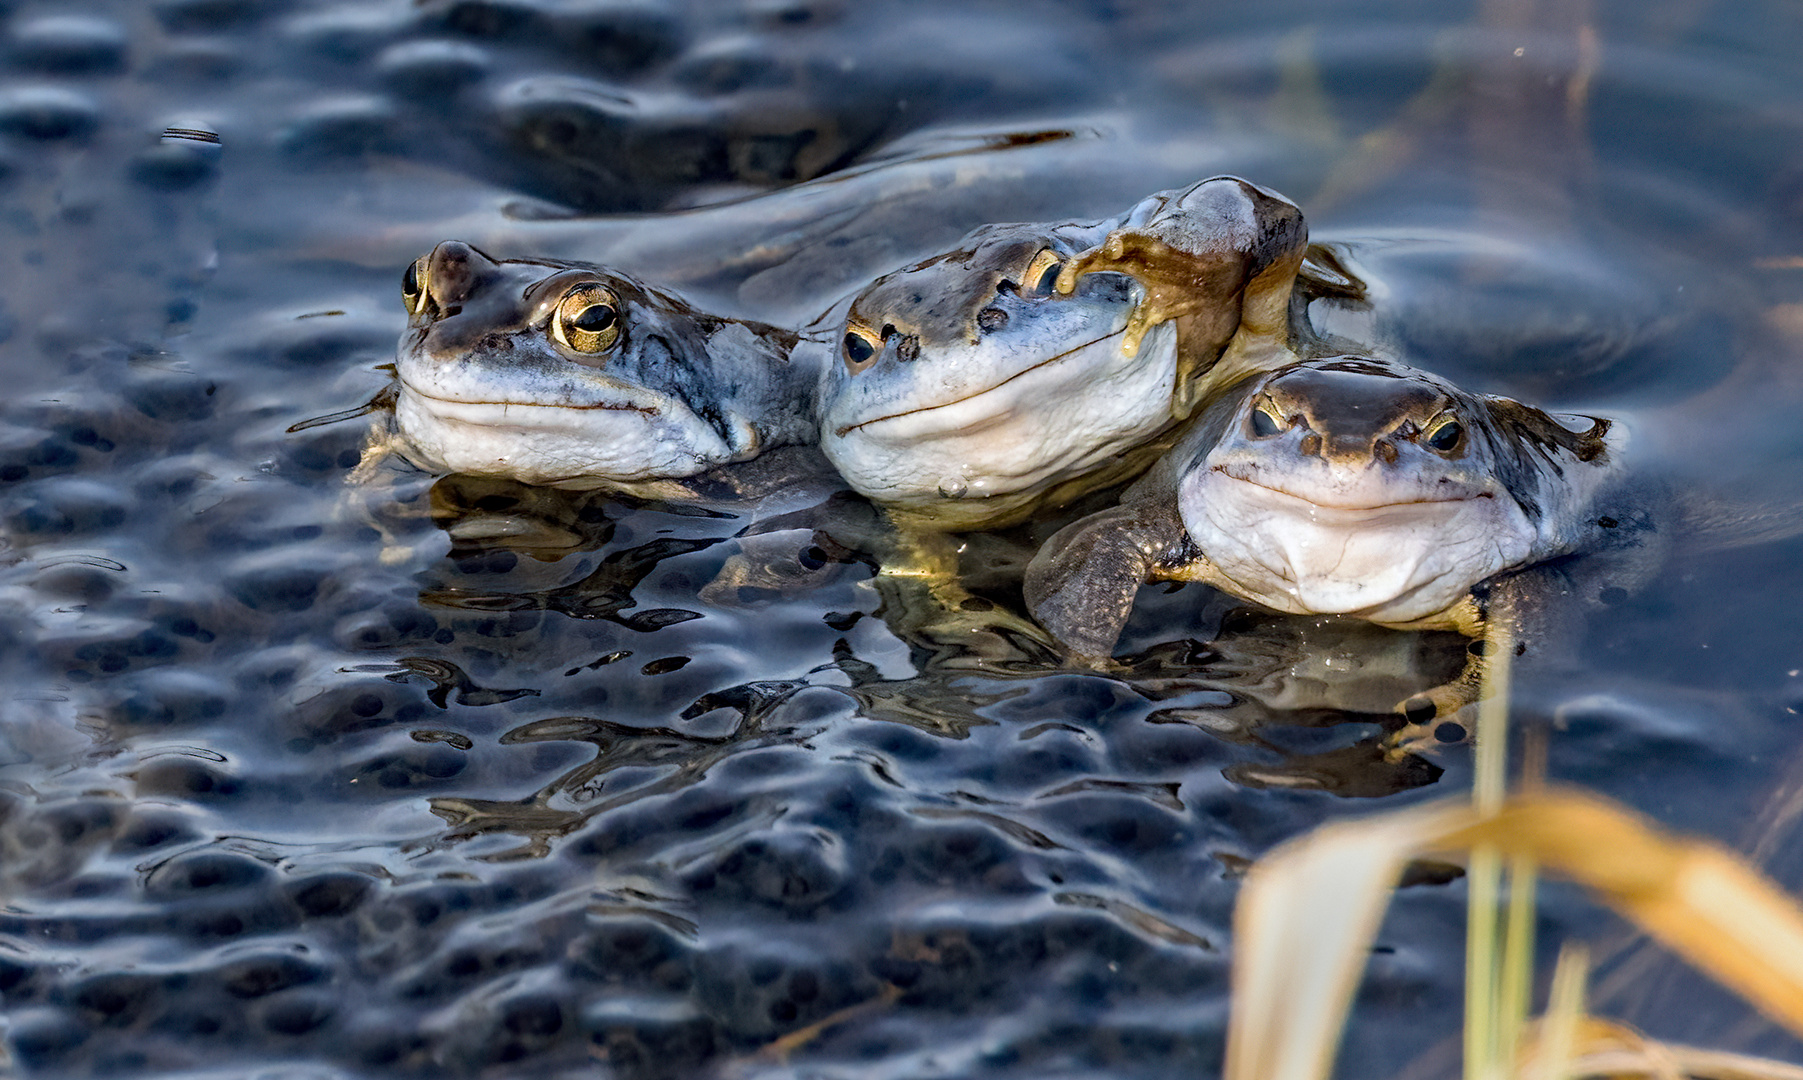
[
  {"x1": 817, "y1": 221, "x2": 1180, "y2": 520},
  {"x1": 394, "y1": 241, "x2": 800, "y2": 486},
  {"x1": 1181, "y1": 357, "x2": 1614, "y2": 625}
]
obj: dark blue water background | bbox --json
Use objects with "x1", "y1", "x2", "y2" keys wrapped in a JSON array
[{"x1": 3, "y1": 1, "x2": 1803, "y2": 1076}]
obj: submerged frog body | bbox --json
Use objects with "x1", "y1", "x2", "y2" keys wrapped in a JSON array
[
  {"x1": 392, "y1": 241, "x2": 818, "y2": 489},
  {"x1": 1025, "y1": 356, "x2": 1628, "y2": 665},
  {"x1": 818, "y1": 176, "x2": 1311, "y2": 532}
]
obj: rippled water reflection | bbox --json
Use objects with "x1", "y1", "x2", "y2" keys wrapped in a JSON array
[{"x1": 4, "y1": 1, "x2": 1803, "y2": 1076}]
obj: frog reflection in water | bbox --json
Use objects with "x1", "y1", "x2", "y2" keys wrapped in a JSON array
[
  {"x1": 390, "y1": 240, "x2": 824, "y2": 495},
  {"x1": 407, "y1": 474, "x2": 739, "y2": 632},
  {"x1": 1026, "y1": 356, "x2": 1634, "y2": 723},
  {"x1": 1121, "y1": 608, "x2": 1466, "y2": 797}
]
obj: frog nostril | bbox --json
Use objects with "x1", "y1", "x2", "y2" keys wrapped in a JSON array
[
  {"x1": 1374, "y1": 439, "x2": 1398, "y2": 465},
  {"x1": 895, "y1": 334, "x2": 921, "y2": 362},
  {"x1": 976, "y1": 306, "x2": 1008, "y2": 333},
  {"x1": 1299, "y1": 433, "x2": 1323, "y2": 458}
]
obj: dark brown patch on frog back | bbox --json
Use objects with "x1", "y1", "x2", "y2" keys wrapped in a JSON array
[
  {"x1": 1474, "y1": 396, "x2": 1611, "y2": 525},
  {"x1": 1483, "y1": 399, "x2": 1611, "y2": 465}
]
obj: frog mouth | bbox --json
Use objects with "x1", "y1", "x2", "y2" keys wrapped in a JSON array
[
  {"x1": 398, "y1": 377, "x2": 659, "y2": 418},
  {"x1": 832, "y1": 326, "x2": 1126, "y2": 438},
  {"x1": 1212, "y1": 464, "x2": 1493, "y2": 513}
]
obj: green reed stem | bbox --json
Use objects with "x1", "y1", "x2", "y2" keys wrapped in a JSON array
[
  {"x1": 1465, "y1": 845, "x2": 1504, "y2": 1080},
  {"x1": 1466, "y1": 617, "x2": 1515, "y2": 1080},
  {"x1": 1498, "y1": 854, "x2": 1539, "y2": 1068}
]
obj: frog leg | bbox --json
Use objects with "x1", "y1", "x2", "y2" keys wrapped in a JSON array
[
  {"x1": 880, "y1": 521, "x2": 963, "y2": 584},
  {"x1": 1053, "y1": 176, "x2": 1308, "y2": 400},
  {"x1": 840, "y1": 519, "x2": 1056, "y2": 672},
  {"x1": 1385, "y1": 564, "x2": 1591, "y2": 757},
  {"x1": 865, "y1": 571, "x2": 1061, "y2": 676},
  {"x1": 1023, "y1": 496, "x2": 1197, "y2": 663},
  {"x1": 1392, "y1": 539, "x2": 1666, "y2": 753},
  {"x1": 1385, "y1": 593, "x2": 1492, "y2": 756}
]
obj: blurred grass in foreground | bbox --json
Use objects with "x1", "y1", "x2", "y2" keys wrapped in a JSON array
[{"x1": 1224, "y1": 623, "x2": 1803, "y2": 1080}]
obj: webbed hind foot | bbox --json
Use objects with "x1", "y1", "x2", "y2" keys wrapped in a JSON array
[{"x1": 1384, "y1": 636, "x2": 1495, "y2": 758}]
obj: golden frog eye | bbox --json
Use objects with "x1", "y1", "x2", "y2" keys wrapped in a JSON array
[
  {"x1": 1020, "y1": 248, "x2": 1063, "y2": 297},
  {"x1": 841, "y1": 324, "x2": 881, "y2": 373},
  {"x1": 1423, "y1": 415, "x2": 1465, "y2": 455},
  {"x1": 551, "y1": 283, "x2": 622, "y2": 354},
  {"x1": 401, "y1": 256, "x2": 428, "y2": 316}
]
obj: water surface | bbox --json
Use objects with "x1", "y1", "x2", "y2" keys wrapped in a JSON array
[{"x1": 4, "y1": 1, "x2": 1803, "y2": 1076}]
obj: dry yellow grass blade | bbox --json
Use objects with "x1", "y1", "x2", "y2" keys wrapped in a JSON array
[
  {"x1": 1431, "y1": 792, "x2": 1803, "y2": 1034},
  {"x1": 1226, "y1": 789, "x2": 1803, "y2": 1080},
  {"x1": 1521, "y1": 945, "x2": 1588, "y2": 1080},
  {"x1": 1226, "y1": 800, "x2": 1474, "y2": 1080},
  {"x1": 1522, "y1": 1017, "x2": 1803, "y2": 1080},
  {"x1": 1569, "y1": 1045, "x2": 1803, "y2": 1080}
]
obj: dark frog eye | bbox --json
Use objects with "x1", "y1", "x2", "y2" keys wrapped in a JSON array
[
  {"x1": 550, "y1": 283, "x2": 622, "y2": 355},
  {"x1": 401, "y1": 257, "x2": 428, "y2": 316},
  {"x1": 841, "y1": 326, "x2": 881, "y2": 373},
  {"x1": 1248, "y1": 404, "x2": 1284, "y2": 438},
  {"x1": 569, "y1": 303, "x2": 617, "y2": 333},
  {"x1": 1020, "y1": 248, "x2": 1063, "y2": 297},
  {"x1": 1424, "y1": 417, "x2": 1464, "y2": 454}
]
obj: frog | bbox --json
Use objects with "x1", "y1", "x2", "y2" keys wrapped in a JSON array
[
  {"x1": 1023, "y1": 355, "x2": 1639, "y2": 719},
  {"x1": 389, "y1": 240, "x2": 826, "y2": 494},
  {"x1": 816, "y1": 175, "x2": 1315, "y2": 534}
]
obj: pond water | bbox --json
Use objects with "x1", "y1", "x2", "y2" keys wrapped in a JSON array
[{"x1": 3, "y1": 0, "x2": 1803, "y2": 1077}]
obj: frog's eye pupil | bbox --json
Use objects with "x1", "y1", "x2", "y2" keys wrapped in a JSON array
[
  {"x1": 1427, "y1": 420, "x2": 1463, "y2": 452},
  {"x1": 551, "y1": 287, "x2": 622, "y2": 354},
  {"x1": 843, "y1": 332, "x2": 876, "y2": 366},
  {"x1": 571, "y1": 303, "x2": 617, "y2": 333},
  {"x1": 1034, "y1": 261, "x2": 1061, "y2": 295},
  {"x1": 798, "y1": 546, "x2": 828, "y2": 571},
  {"x1": 1250, "y1": 407, "x2": 1281, "y2": 438},
  {"x1": 401, "y1": 261, "x2": 419, "y2": 298}
]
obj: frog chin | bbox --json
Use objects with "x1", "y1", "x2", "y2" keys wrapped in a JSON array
[
  {"x1": 1180, "y1": 468, "x2": 1537, "y2": 625},
  {"x1": 393, "y1": 384, "x2": 733, "y2": 484},
  {"x1": 823, "y1": 322, "x2": 1179, "y2": 505}
]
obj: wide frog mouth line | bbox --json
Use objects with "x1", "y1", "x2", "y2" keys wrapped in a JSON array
[
  {"x1": 1210, "y1": 463, "x2": 1495, "y2": 513},
  {"x1": 397, "y1": 376, "x2": 660, "y2": 417},
  {"x1": 831, "y1": 326, "x2": 1127, "y2": 438}
]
